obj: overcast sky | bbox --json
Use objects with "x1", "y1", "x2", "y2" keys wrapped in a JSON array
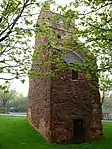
[
  {"x1": 9, "y1": 0, "x2": 111, "y2": 96},
  {"x1": 9, "y1": 0, "x2": 73, "y2": 96}
]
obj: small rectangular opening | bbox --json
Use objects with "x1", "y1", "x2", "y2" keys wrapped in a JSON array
[
  {"x1": 72, "y1": 70, "x2": 78, "y2": 80},
  {"x1": 73, "y1": 119, "x2": 85, "y2": 143}
]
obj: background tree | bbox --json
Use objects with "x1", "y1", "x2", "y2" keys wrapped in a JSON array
[
  {"x1": 37, "y1": 0, "x2": 111, "y2": 91},
  {"x1": 0, "y1": 0, "x2": 111, "y2": 93},
  {"x1": 102, "y1": 93, "x2": 112, "y2": 115},
  {"x1": 31, "y1": 1, "x2": 112, "y2": 92},
  {"x1": 0, "y1": 0, "x2": 41, "y2": 83},
  {"x1": 7, "y1": 93, "x2": 27, "y2": 112},
  {"x1": 0, "y1": 84, "x2": 18, "y2": 113},
  {"x1": 67, "y1": 0, "x2": 112, "y2": 89}
]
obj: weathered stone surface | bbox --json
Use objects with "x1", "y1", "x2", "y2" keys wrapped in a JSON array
[
  {"x1": 28, "y1": 69, "x2": 103, "y2": 142},
  {"x1": 27, "y1": 8, "x2": 103, "y2": 143}
]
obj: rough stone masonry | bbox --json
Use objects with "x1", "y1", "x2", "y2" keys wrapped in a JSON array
[{"x1": 27, "y1": 6, "x2": 103, "y2": 143}]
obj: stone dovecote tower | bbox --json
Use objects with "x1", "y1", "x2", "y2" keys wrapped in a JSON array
[{"x1": 28, "y1": 6, "x2": 103, "y2": 143}]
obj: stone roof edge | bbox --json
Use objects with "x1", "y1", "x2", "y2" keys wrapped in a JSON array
[{"x1": 51, "y1": 45, "x2": 84, "y2": 62}]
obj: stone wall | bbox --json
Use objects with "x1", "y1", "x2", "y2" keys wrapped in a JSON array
[
  {"x1": 28, "y1": 78, "x2": 51, "y2": 139},
  {"x1": 28, "y1": 7, "x2": 103, "y2": 143},
  {"x1": 28, "y1": 69, "x2": 103, "y2": 142},
  {"x1": 49, "y1": 70, "x2": 103, "y2": 142}
]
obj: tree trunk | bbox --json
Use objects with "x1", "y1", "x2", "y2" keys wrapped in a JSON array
[{"x1": 2, "y1": 102, "x2": 7, "y2": 114}]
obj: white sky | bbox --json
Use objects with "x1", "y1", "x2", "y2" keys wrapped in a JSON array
[
  {"x1": 3, "y1": 0, "x2": 110, "y2": 97},
  {"x1": 9, "y1": 0, "x2": 73, "y2": 96},
  {"x1": 9, "y1": 0, "x2": 111, "y2": 96}
]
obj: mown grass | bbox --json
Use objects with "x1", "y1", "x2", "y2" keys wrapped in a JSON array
[{"x1": 0, "y1": 116, "x2": 112, "y2": 149}]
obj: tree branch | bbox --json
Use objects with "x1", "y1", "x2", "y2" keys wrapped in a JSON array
[
  {"x1": 98, "y1": 64, "x2": 112, "y2": 72},
  {"x1": 0, "y1": 1, "x2": 11, "y2": 23},
  {"x1": 1, "y1": 65, "x2": 20, "y2": 69},
  {"x1": 0, "y1": 0, "x2": 29, "y2": 42},
  {"x1": 80, "y1": 1, "x2": 112, "y2": 15},
  {"x1": 84, "y1": 21, "x2": 111, "y2": 32},
  {"x1": 0, "y1": 77, "x2": 16, "y2": 80}
]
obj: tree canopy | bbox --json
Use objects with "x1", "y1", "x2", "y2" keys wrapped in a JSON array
[
  {"x1": 0, "y1": 0, "x2": 39, "y2": 83},
  {"x1": 0, "y1": 0, "x2": 111, "y2": 91},
  {"x1": 72, "y1": 0, "x2": 112, "y2": 90},
  {"x1": 0, "y1": 83, "x2": 18, "y2": 113}
]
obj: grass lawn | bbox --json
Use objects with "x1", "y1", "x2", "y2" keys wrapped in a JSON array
[{"x1": 0, "y1": 116, "x2": 112, "y2": 149}]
